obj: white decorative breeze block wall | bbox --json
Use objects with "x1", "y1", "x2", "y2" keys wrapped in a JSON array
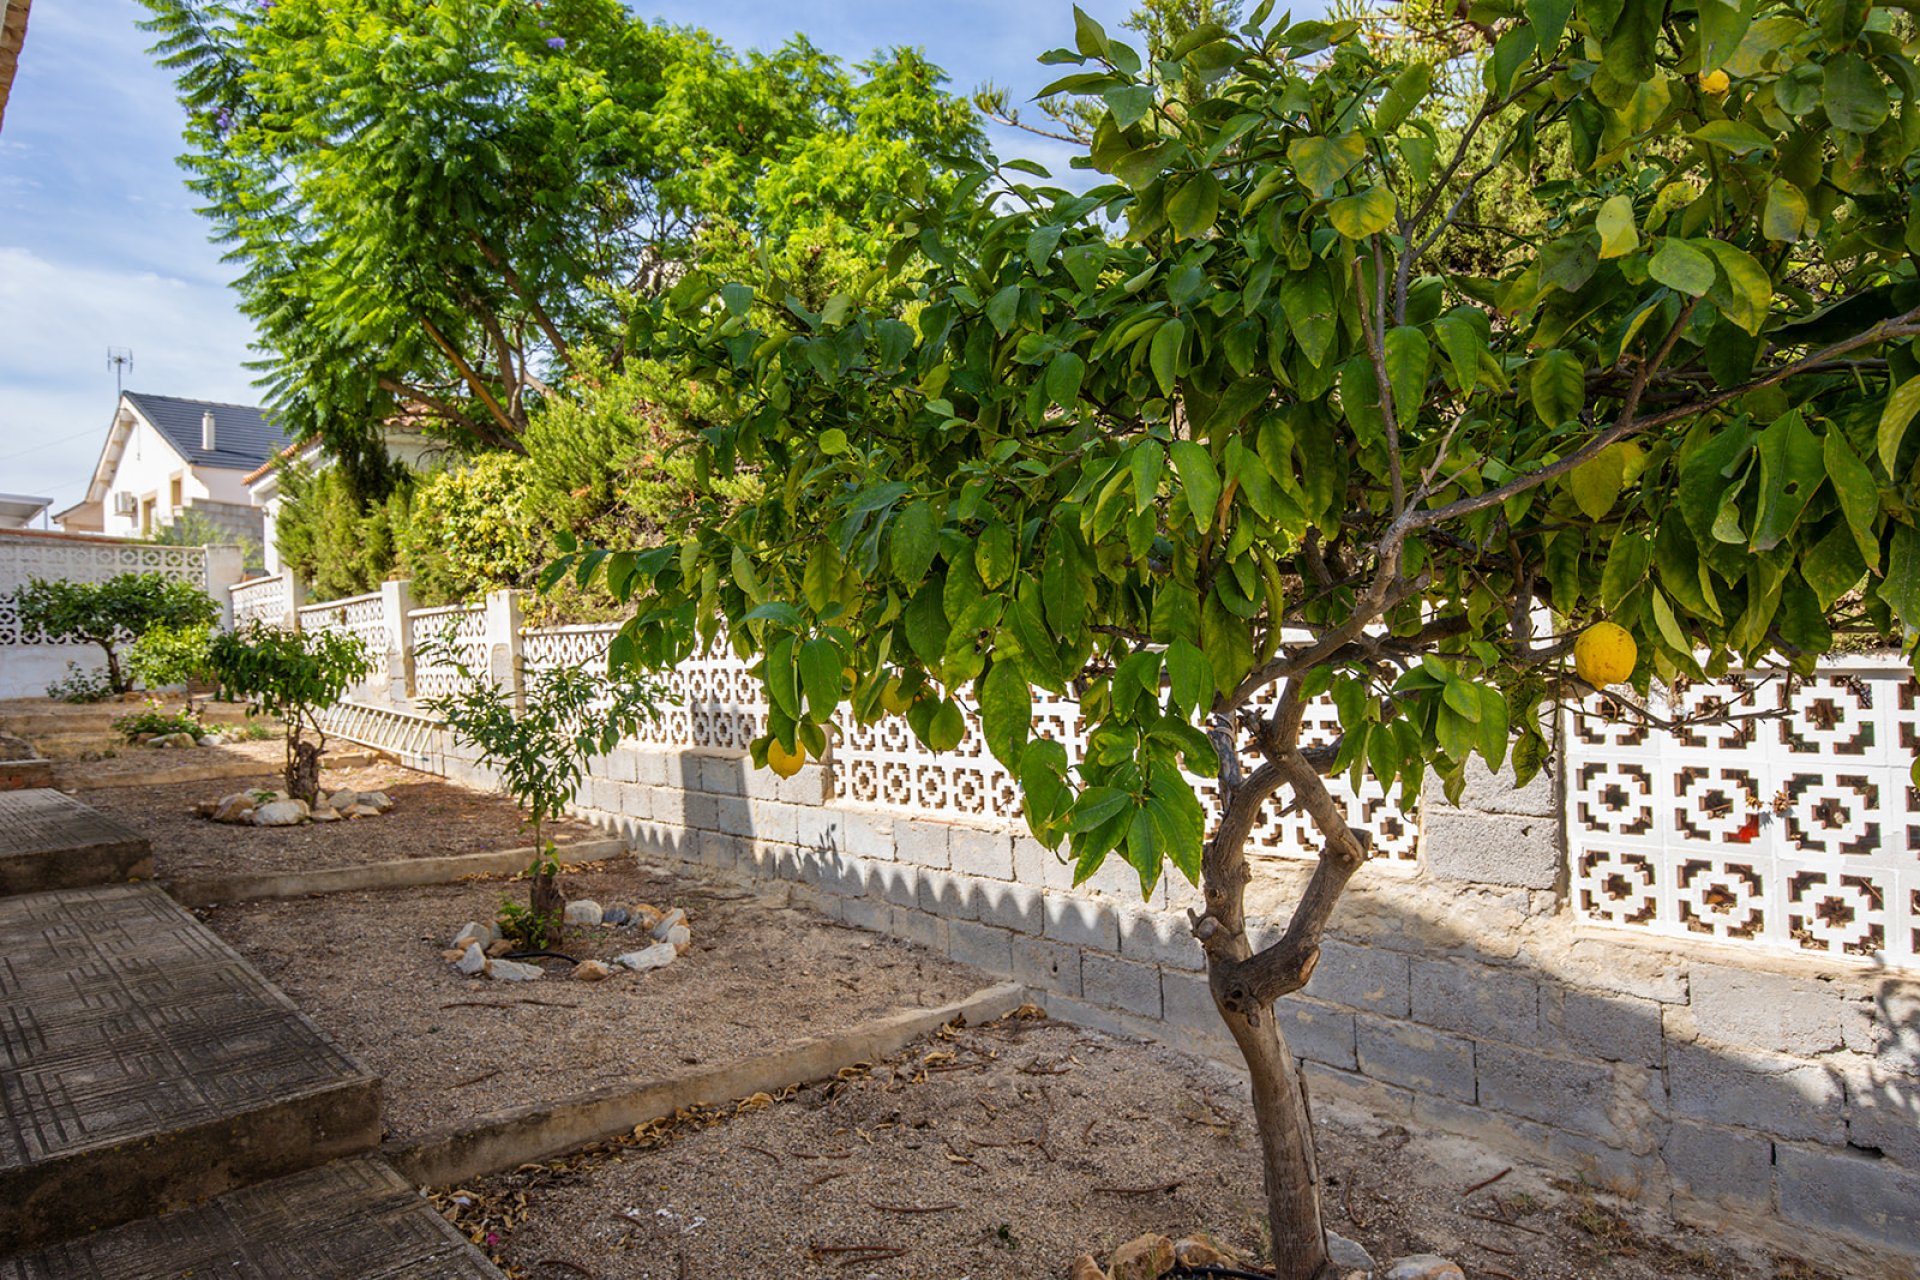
[{"x1": 1568, "y1": 662, "x2": 1920, "y2": 969}]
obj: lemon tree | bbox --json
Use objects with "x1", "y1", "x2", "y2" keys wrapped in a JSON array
[{"x1": 557, "y1": 0, "x2": 1920, "y2": 1273}]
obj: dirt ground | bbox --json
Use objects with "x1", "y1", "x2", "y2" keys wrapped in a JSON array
[
  {"x1": 72, "y1": 759, "x2": 602, "y2": 878},
  {"x1": 200, "y1": 864, "x2": 989, "y2": 1142},
  {"x1": 447, "y1": 1015, "x2": 1830, "y2": 1280},
  {"x1": 54, "y1": 737, "x2": 288, "y2": 783}
]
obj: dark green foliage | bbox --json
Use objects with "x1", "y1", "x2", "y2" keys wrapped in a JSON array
[
  {"x1": 274, "y1": 462, "x2": 412, "y2": 601},
  {"x1": 127, "y1": 623, "x2": 216, "y2": 697},
  {"x1": 16, "y1": 573, "x2": 221, "y2": 694},
  {"x1": 207, "y1": 622, "x2": 373, "y2": 801}
]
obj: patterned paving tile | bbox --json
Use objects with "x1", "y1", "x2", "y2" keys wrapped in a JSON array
[{"x1": 0, "y1": 792, "x2": 150, "y2": 895}]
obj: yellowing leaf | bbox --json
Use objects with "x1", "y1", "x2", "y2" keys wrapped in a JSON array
[
  {"x1": 1569, "y1": 444, "x2": 1628, "y2": 520},
  {"x1": 1881, "y1": 375, "x2": 1920, "y2": 474},
  {"x1": 1762, "y1": 180, "x2": 1808, "y2": 242},
  {"x1": 1328, "y1": 186, "x2": 1395, "y2": 239},
  {"x1": 1596, "y1": 195, "x2": 1639, "y2": 259},
  {"x1": 1699, "y1": 239, "x2": 1771, "y2": 336},
  {"x1": 1287, "y1": 132, "x2": 1365, "y2": 200}
]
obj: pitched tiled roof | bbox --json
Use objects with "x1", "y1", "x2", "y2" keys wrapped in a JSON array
[{"x1": 123, "y1": 392, "x2": 290, "y2": 472}]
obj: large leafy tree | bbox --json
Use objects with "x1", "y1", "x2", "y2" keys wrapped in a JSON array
[
  {"x1": 141, "y1": 0, "x2": 981, "y2": 458},
  {"x1": 564, "y1": 0, "x2": 1920, "y2": 1275}
]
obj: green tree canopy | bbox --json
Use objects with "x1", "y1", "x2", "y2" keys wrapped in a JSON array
[
  {"x1": 16, "y1": 573, "x2": 222, "y2": 695},
  {"x1": 141, "y1": 0, "x2": 983, "y2": 458},
  {"x1": 559, "y1": 1, "x2": 1920, "y2": 1273}
]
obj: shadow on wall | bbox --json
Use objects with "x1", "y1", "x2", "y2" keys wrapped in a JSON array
[{"x1": 449, "y1": 732, "x2": 1920, "y2": 1279}]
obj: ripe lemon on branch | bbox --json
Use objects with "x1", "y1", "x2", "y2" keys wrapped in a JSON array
[
  {"x1": 1574, "y1": 622, "x2": 1638, "y2": 686},
  {"x1": 766, "y1": 738, "x2": 807, "y2": 778}
]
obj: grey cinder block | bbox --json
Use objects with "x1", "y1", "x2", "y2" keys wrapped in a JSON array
[
  {"x1": 948, "y1": 920, "x2": 1015, "y2": 974},
  {"x1": 1355, "y1": 1015, "x2": 1477, "y2": 1102},
  {"x1": 1043, "y1": 893, "x2": 1120, "y2": 951},
  {"x1": 1117, "y1": 905, "x2": 1204, "y2": 972},
  {"x1": 1081, "y1": 953, "x2": 1163, "y2": 1018},
  {"x1": 1476, "y1": 1042, "x2": 1616, "y2": 1136},
  {"x1": 950, "y1": 826, "x2": 1014, "y2": 880},
  {"x1": 894, "y1": 820, "x2": 951, "y2": 869},
  {"x1": 1281, "y1": 997, "x2": 1358, "y2": 1071},
  {"x1": 1411, "y1": 958, "x2": 1543, "y2": 1046},
  {"x1": 1689, "y1": 964, "x2": 1872, "y2": 1057},
  {"x1": 1664, "y1": 1119, "x2": 1774, "y2": 1205},
  {"x1": 1012, "y1": 935, "x2": 1081, "y2": 997},
  {"x1": 1425, "y1": 810, "x2": 1560, "y2": 889},
  {"x1": 1776, "y1": 1143, "x2": 1920, "y2": 1251},
  {"x1": 1304, "y1": 939, "x2": 1411, "y2": 1016},
  {"x1": 1554, "y1": 987, "x2": 1664, "y2": 1067},
  {"x1": 975, "y1": 880, "x2": 1044, "y2": 934},
  {"x1": 1667, "y1": 1042, "x2": 1844, "y2": 1144}
]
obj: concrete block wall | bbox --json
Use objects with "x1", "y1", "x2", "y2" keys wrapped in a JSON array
[{"x1": 424, "y1": 729, "x2": 1920, "y2": 1274}]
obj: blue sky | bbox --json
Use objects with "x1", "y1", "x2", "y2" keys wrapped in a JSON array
[{"x1": 0, "y1": 0, "x2": 1147, "y2": 518}]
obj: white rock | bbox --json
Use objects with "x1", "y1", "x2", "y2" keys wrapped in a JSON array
[
  {"x1": 327, "y1": 787, "x2": 359, "y2": 811},
  {"x1": 361, "y1": 790, "x2": 394, "y2": 813},
  {"x1": 252, "y1": 798, "x2": 309, "y2": 826},
  {"x1": 650, "y1": 908, "x2": 687, "y2": 942},
  {"x1": 1381, "y1": 1258, "x2": 1464, "y2": 1280},
  {"x1": 349, "y1": 803, "x2": 382, "y2": 818},
  {"x1": 614, "y1": 942, "x2": 677, "y2": 973},
  {"x1": 309, "y1": 806, "x2": 340, "y2": 823},
  {"x1": 489, "y1": 958, "x2": 542, "y2": 982},
  {"x1": 451, "y1": 921, "x2": 496, "y2": 949},
  {"x1": 564, "y1": 899, "x2": 604, "y2": 927},
  {"x1": 665, "y1": 923, "x2": 691, "y2": 954},
  {"x1": 454, "y1": 942, "x2": 488, "y2": 976}
]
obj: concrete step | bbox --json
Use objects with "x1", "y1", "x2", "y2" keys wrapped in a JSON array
[
  {"x1": 0, "y1": 884, "x2": 381, "y2": 1252},
  {"x1": 0, "y1": 791, "x2": 150, "y2": 896},
  {"x1": 0, "y1": 1157, "x2": 504, "y2": 1278}
]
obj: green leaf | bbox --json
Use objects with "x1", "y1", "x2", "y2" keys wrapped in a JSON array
[
  {"x1": 1529, "y1": 349, "x2": 1584, "y2": 427},
  {"x1": 798, "y1": 637, "x2": 843, "y2": 721},
  {"x1": 1823, "y1": 432, "x2": 1883, "y2": 573},
  {"x1": 1168, "y1": 171, "x2": 1222, "y2": 240},
  {"x1": 891, "y1": 501, "x2": 940, "y2": 584},
  {"x1": 1699, "y1": 240, "x2": 1772, "y2": 336},
  {"x1": 1601, "y1": 532, "x2": 1652, "y2": 610},
  {"x1": 1880, "y1": 375, "x2": 1920, "y2": 474},
  {"x1": 1042, "y1": 529, "x2": 1088, "y2": 639},
  {"x1": 1200, "y1": 588, "x2": 1255, "y2": 696},
  {"x1": 720, "y1": 282, "x2": 754, "y2": 317},
  {"x1": 1046, "y1": 350, "x2": 1086, "y2": 407},
  {"x1": 1374, "y1": 62, "x2": 1431, "y2": 133},
  {"x1": 1328, "y1": 186, "x2": 1396, "y2": 239},
  {"x1": 1165, "y1": 638, "x2": 1213, "y2": 716},
  {"x1": 1150, "y1": 319, "x2": 1185, "y2": 398},
  {"x1": 819, "y1": 428, "x2": 849, "y2": 455},
  {"x1": 1763, "y1": 181, "x2": 1808, "y2": 242},
  {"x1": 978, "y1": 661, "x2": 1032, "y2": 770},
  {"x1": 1526, "y1": 0, "x2": 1574, "y2": 50},
  {"x1": 1279, "y1": 269, "x2": 1336, "y2": 367},
  {"x1": 986, "y1": 284, "x2": 1022, "y2": 335},
  {"x1": 1596, "y1": 195, "x2": 1638, "y2": 259},
  {"x1": 927, "y1": 698, "x2": 967, "y2": 752},
  {"x1": 1103, "y1": 84, "x2": 1156, "y2": 129},
  {"x1": 977, "y1": 521, "x2": 1016, "y2": 589},
  {"x1": 1649, "y1": 239, "x2": 1716, "y2": 296},
  {"x1": 1570, "y1": 444, "x2": 1628, "y2": 520},
  {"x1": 1170, "y1": 439, "x2": 1223, "y2": 533},
  {"x1": 1434, "y1": 311, "x2": 1486, "y2": 391},
  {"x1": 1823, "y1": 54, "x2": 1889, "y2": 134},
  {"x1": 1699, "y1": 0, "x2": 1751, "y2": 72},
  {"x1": 1878, "y1": 524, "x2": 1920, "y2": 629},
  {"x1": 1287, "y1": 132, "x2": 1365, "y2": 200},
  {"x1": 1073, "y1": 4, "x2": 1111, "y2": 56},
  {"x1": 1690, "y1": 120, "x2": 1772, "y2": 155},
  {"x1": 766, "y1": 634, "x2": 800, "y2": 719},
  {"x1": 1749, "y1": 411, "x2": 1823, "y2": 551},
  {"x1": 1384, "y1": 326, "x2": 1430, "y2": 424}
]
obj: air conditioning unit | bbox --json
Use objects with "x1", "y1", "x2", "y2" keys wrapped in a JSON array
[{"x1": 112, "y1": 492, "x2": 137, "y2": 516}]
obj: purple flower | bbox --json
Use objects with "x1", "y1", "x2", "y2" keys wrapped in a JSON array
[
  {"x1": 545, "y1": 35, "x2": 567, "y2": 49},
  {"x1": 213, "y1": 106, "x2": 233, "y2": 132}
]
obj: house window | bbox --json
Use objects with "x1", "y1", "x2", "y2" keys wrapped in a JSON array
[
  {"x1": 140, "y1": 497, "x2": 154, "y2": 535},
  {"x1": 169, "y1": 476, "x2": 183, "y2": 512}
]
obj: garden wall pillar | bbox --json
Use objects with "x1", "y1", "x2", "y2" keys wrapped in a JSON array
[
  {"x1": 201, "y1": 544, "x2": 247, "y2": 629},
  {"x1": 484, "y1": 589, "x2": 525, "y2": 711},
  {"x1": 283, "y1": 568, "x2": 309, "y2": 632},
  {"x1": 381, "y1": 577, "x2": 416, "y2": 702}
]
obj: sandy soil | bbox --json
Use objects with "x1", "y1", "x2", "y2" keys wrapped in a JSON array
[
  {"x1": 56, "y1": 738, "x2": 288, "y2": 782},
  {"x1": 201, "y1": 864, "x2": 990, "y2": 1142},
  {"x1": 72, "y1": 760, "x2": 602, "y2": 877},
  {"x1": 446, "y1": 1016, "x2": 1829, "y2": 1280}
]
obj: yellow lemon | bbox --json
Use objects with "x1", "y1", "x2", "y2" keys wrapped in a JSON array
[
  {"x1": 1700, "y1": 68, "x2": 1730, "y2": 95},
  {"x1": 766, "y1": 738, "x2": 806, "y2": 778},
  {"x1": 1574, "y1": 621, "x2": 1638, "y2": 686},
  {"x1": 881, "y1": 678, "x2": 913, "y2": 715}
]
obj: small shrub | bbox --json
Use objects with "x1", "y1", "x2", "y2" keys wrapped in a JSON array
[
  {"x1": 207, "y1": 623, "x2": 373, "y2": 803},
  {"x1": 397, "y1": 455, "x2": 541, "y2": 605},
  {"x1": 112, "y1": 701, "x2": 204, "y2": 743},
  {"x1": 15, "y1": 573, "x2": 221, "y2": 694},
  {"x1": 45, "y1": 662, "x2": 115, "y2": 703},
  {"x1": 494, "y1": 896, "x2": 558, "y2": 951},
  {"x1": 127, "y1": 622, "x2": 216, "y2": 697}
]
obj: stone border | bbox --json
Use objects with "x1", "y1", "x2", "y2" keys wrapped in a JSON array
[
  {"x1": 164, "y1": 837, "x2": 630, "y2": 907},
  {"x1": 384, "y1": 980, "x2": 1029, "y2": 1187}
]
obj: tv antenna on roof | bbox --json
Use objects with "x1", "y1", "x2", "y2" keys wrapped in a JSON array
[{"x1": 107, "y1": 348, "x2": 133, "y2": 397}]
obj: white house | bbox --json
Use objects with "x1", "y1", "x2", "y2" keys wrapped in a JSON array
[{"x1": 54, "y1": 392, "x2": 290, "y2": 544}]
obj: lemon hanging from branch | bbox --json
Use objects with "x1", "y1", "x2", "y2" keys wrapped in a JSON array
[
  {"x1": 1574, "y1": 622, "x2": 1638, "y2": 686},
  {"x1": 766, "y1": 737, "x2": 807, "y2": 779}
]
